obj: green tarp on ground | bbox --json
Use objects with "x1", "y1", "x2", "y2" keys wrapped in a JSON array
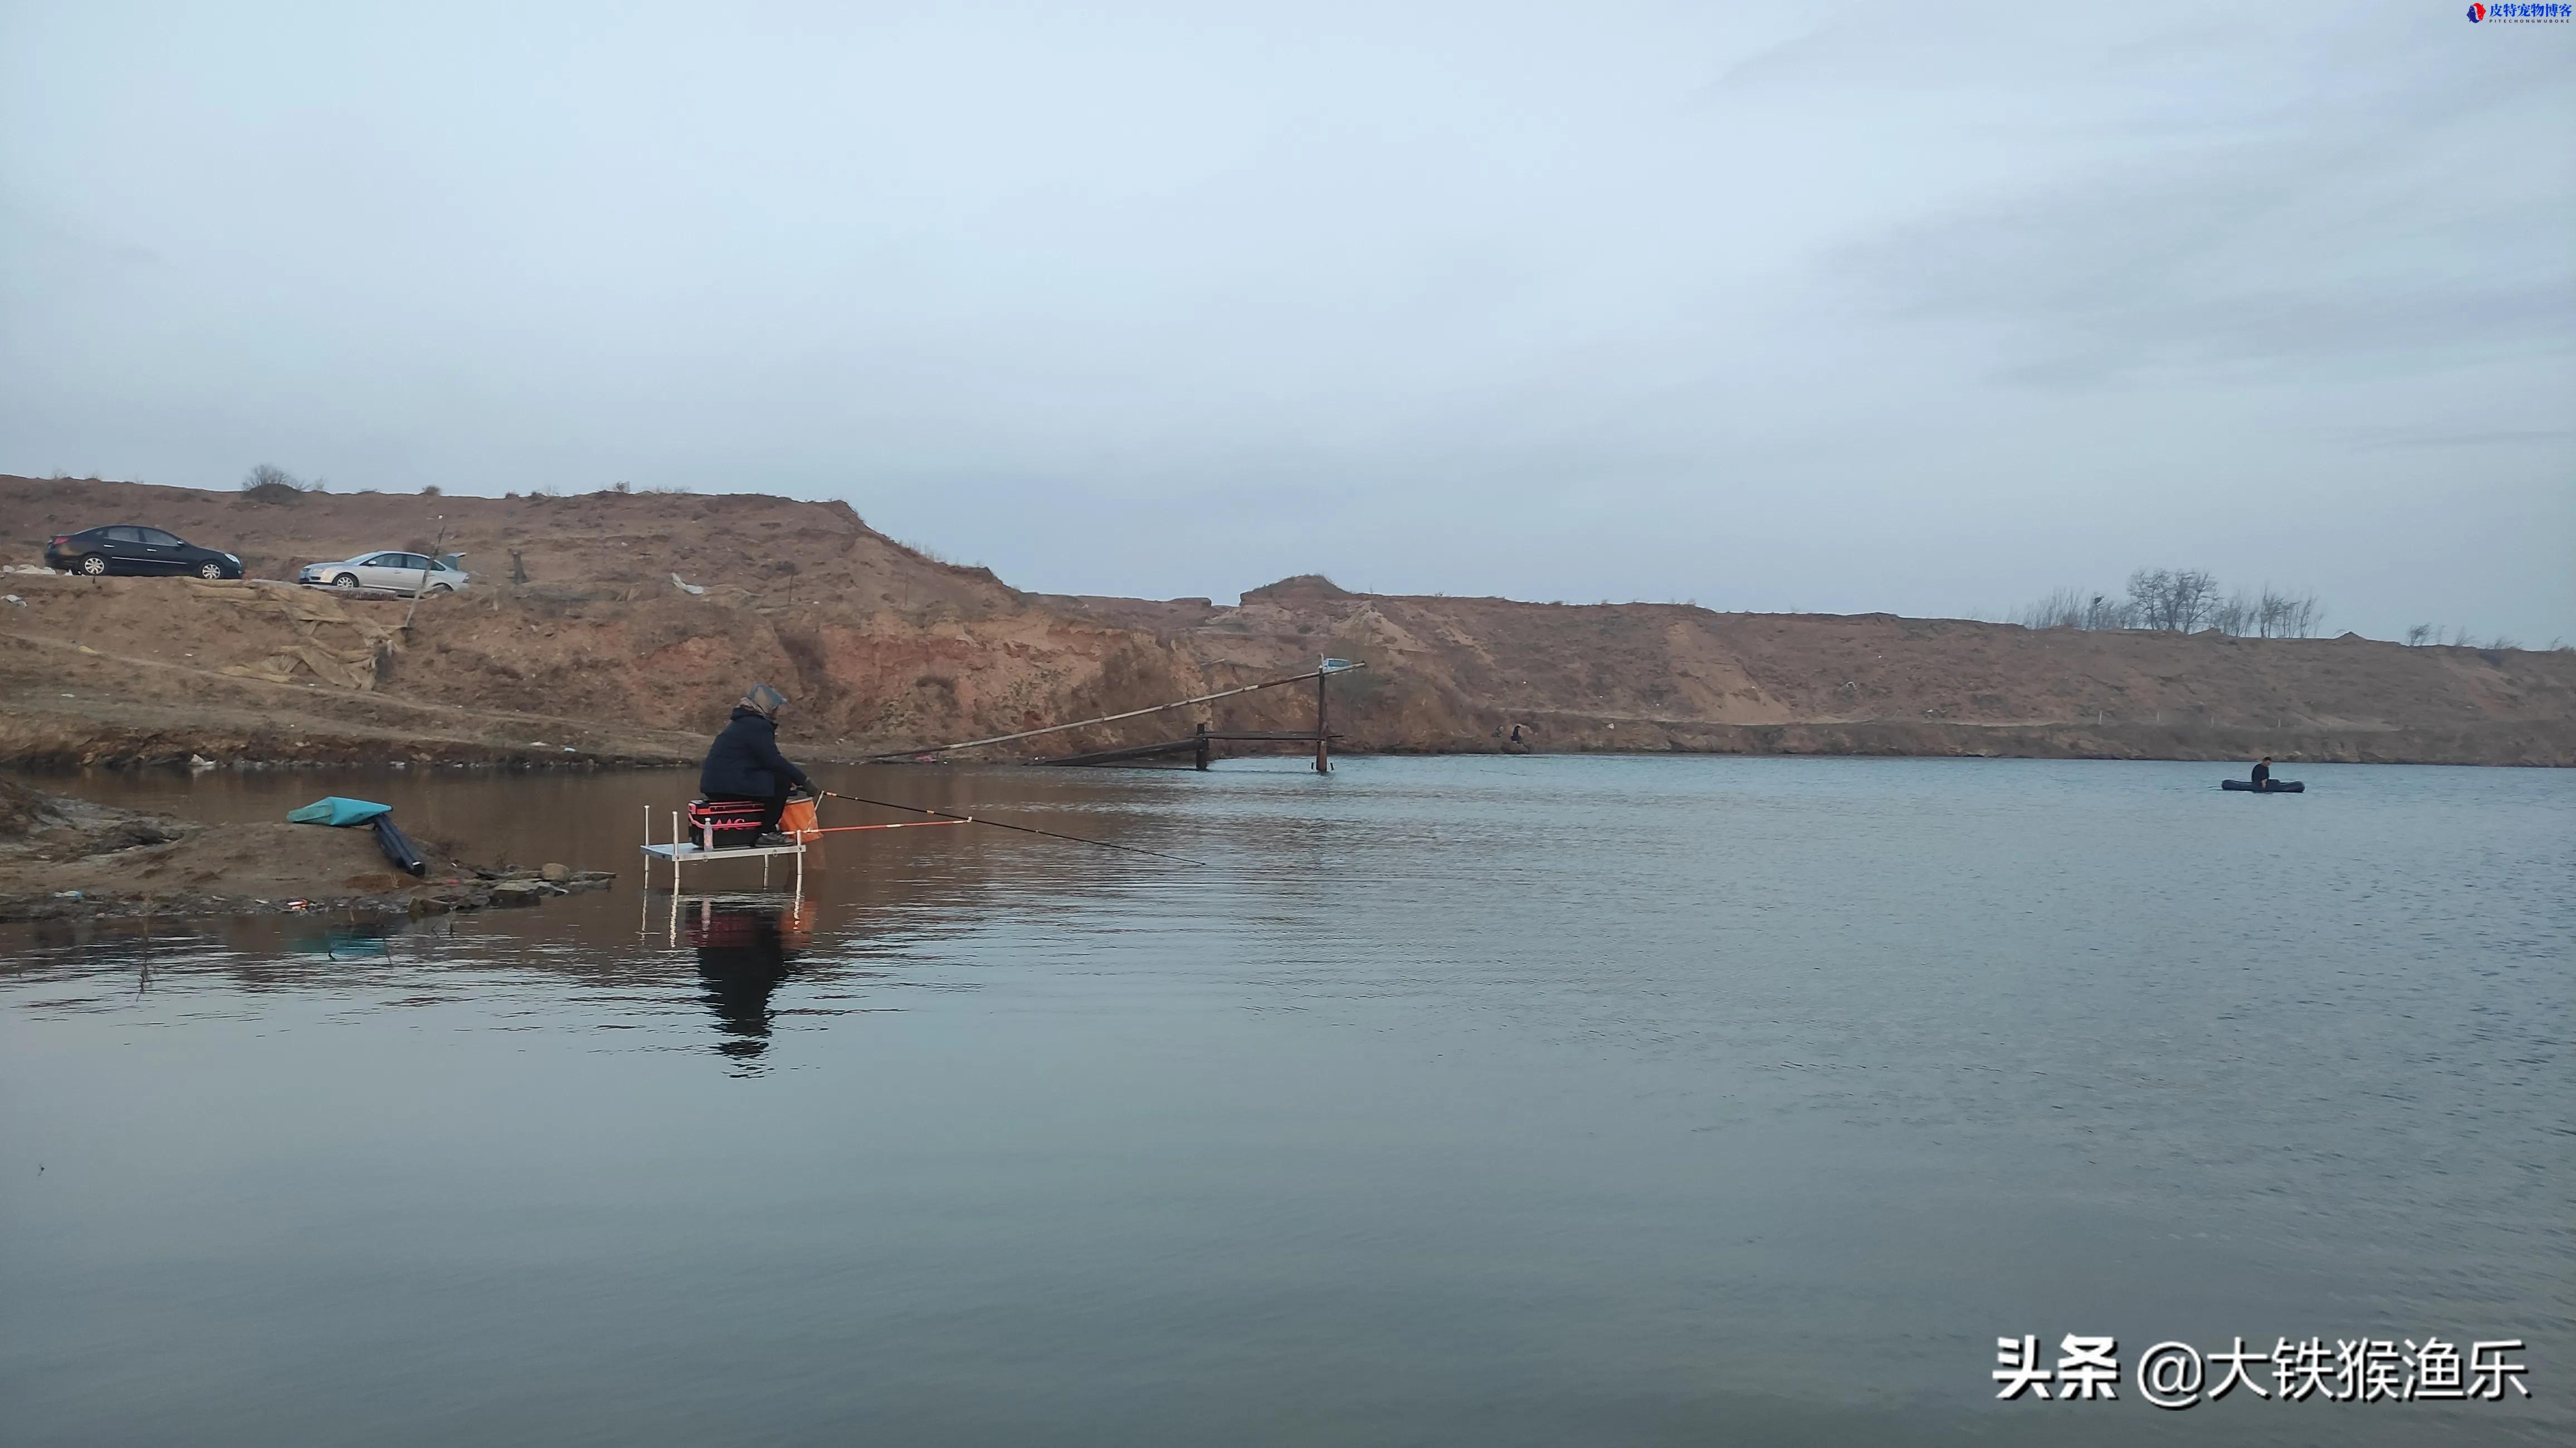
[{"x1": 287, "y1": 796, "x2": 392, "y2": 827}]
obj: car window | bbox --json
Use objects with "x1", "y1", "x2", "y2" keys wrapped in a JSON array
[
  {"x1": 362, "y1": 553, "x2": 395, "y2": 566},
  {"x1": 139, "y1": 529, "x2": 182, "y2": 546},
  {"x1": 105, "y1": 527, "x2": 145, "y2": 543},
  {"x1": 394, "y1": 554, "x2": 427, "y2": 570}
]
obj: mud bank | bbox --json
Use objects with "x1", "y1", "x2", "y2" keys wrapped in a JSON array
[
  {"x1": 9, "y1": 475, "x2": 2574, "y2": 770},
  {"x1": 0, "y1": 778, "x2": 614, "y2": 923},
  {"x1": 1446, "y1": 716, "x2": 2576, "y2": 768}
]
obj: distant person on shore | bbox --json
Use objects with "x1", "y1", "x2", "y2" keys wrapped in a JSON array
[
  {"x1": 700, "y1": 684, "x2": 812, "y2": 845},
  {"x1": 2251, "y1": 757, "x2": 2272, "y2": 791}
]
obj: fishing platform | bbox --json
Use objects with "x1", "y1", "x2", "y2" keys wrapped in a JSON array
[
  {"x1": 641, "y1": 806, "x2": 808, "y2": 894},
  {"x1": 641, "y1": 659, "x2": 1354, "y2": 922}
]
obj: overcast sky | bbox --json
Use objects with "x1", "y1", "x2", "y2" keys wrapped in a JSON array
[{"x1": 4, "y1": 2, "x2": 2569, "y2": 640}]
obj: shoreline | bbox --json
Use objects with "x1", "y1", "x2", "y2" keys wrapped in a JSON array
[
  {"x1": 0, "y1": 779, "x2": 614, "y2": 924},
  {"x1": 7, "y1": 480, "x2": 2573, "y2": 774},
  {"x1": 7, "y1": 725, "x2": 2569, "y2": 773}
]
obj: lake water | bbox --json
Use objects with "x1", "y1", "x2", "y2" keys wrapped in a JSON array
[{"x1": 2, "y1": 756, "x2": 2568, "y2": 1446}]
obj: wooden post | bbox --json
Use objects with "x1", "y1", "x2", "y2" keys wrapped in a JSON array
[
  {"x1": 1195, "y1": 722, "x2": 1211, "y2": 771},
  {"x1": 1314, "y1": 668, "x2": 1330, "y2": 774}
]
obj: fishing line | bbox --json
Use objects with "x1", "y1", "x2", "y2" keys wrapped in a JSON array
[
  {"x1": 816, "y1": 790, "x2": 1206, "y2": 867},
  {"x1": 863, "y1": 662, "x2": 1365, "y2": 762}
]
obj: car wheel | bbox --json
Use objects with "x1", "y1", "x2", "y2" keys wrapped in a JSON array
[
  {"x1": 197, "y1": 561, "x2": 225, "y2": 580},
  {"x1": 429, "y1": 583, "x2": 452, "y2": 594},
  {"x1": 79, "y1": 554, "x2": 109, "y2": 576},
  {"x1": 333, "y1": 573, "x2": 359, "y2": 590}
]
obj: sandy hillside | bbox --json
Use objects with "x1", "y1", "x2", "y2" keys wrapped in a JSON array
[{"x1": 5, "y1": 474, "x2": 2572, "y2": 768}]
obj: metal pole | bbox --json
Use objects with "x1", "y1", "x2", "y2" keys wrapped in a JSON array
[
  {"x1": 1315, "y1": 667, "x2": 1330, "y2": 774},
  {"x1": 399, "y1": 517, "x2": 446, "y2": 635}
]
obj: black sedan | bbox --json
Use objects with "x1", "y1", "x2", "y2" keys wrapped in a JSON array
[{"x1": 44, "y1": 525, "x2": 244, "y2": 579}]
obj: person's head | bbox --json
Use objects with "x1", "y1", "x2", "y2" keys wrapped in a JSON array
[
  {"x1": 740, "y1": 683, "x2": 787, "y2": 720},
  {"x1": 2261, "y1": 756, "x2": 2273, "y2": 764}
]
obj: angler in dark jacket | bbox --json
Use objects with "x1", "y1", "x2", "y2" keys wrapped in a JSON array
[{"x1": 700, "y1": 684, "x2": 813, "y2": 843}]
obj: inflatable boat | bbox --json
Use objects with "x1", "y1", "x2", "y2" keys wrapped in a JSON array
[{"x1": 2221, "y1": 779, "x2": 2304, "y2": 793}]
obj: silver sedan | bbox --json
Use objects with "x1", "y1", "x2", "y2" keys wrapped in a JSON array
[{"x1": 298, "y1": 551, "x2": 471, "y2": 595}]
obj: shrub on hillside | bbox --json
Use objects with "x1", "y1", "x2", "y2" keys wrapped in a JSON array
[{"x1": 240, "y1": 463, "x2": 314, "y2": 504}]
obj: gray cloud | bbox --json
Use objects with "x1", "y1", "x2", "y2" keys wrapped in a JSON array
[
  {"x1": 1837, "y1": 22, "x2": 2572, "y2": 385},
  {"x1": 2, "y1": 0, "x2": 2568, "y2": 640}
]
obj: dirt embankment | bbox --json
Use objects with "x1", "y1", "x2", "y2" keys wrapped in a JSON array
[
  {"x1": 5, "y1": 473, "x2": 2573, "y2": 769},
  {"x1": 0, "y1": 776, "x2": 611, "y2": 923}
]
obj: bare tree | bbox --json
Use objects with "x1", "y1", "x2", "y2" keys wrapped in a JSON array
[
  {"x1": 2175, "y1": 570, "x2": 2221, "y2": 632},
  {"x1": 2126, "y1": 569, "x2": 2172, "y2": 628},
  {"x1": 2016, "y1": 587, "x2": 2086, "y2": 629},
  {"x1": 2252, "y1": 587, "x2": 2323, "y2": 638},
  {"x1": 2014, "y1": 587, "x2": 2141, "y2": 630},
  {"x1": 2127, "y1": 568, "x2": 2221, "y2": 632},
  {"x1": 2026, "y1": 570, "x2": 2326, "y2": 637},
  {"x1": 2405, "y1": 623, "x2": 2436, "y2": 647}
]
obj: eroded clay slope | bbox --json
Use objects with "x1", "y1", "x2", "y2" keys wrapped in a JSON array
[{"x1": 6, "y1": 475, "x2": 2570, "y2": 767}]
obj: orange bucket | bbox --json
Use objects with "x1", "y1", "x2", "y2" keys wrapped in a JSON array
[{"x1": 779, "y1": 796, "x2": 819, "y2": 840}]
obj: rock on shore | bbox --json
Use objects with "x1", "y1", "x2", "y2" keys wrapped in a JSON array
[{"x1": 0, "y1": 776, "x2": 611, "y2": 923}]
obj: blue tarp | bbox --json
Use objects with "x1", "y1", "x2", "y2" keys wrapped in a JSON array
[{"x1": 287, "y1": 796, "x2": 392, "y2": 827}]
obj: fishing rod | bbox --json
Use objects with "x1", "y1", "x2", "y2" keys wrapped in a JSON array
[{"x1": 817, "y1": 790, "x2": 1206, "y2": 867}]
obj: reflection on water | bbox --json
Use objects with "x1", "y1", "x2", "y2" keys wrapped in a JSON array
[
  {"x1": 2, "y1": 757, "x2": 2569, "y2": 1447},
  {"x1": 281, "y1": 919, "x2": 408, "y2": 962},
  {"x1": 688, "y1": 898, "x2": 810, "y2": 1067}
]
